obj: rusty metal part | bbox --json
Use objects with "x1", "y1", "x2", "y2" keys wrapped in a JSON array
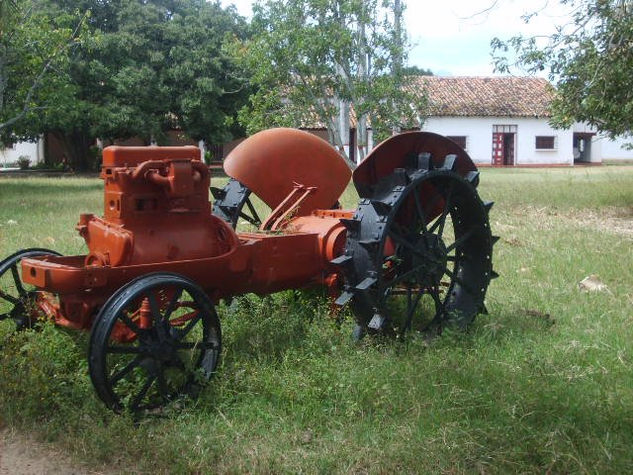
[
  {"x1": 261, "y1": 183, "x2": 317, "y2": 231},
  {"x1": 78, "y1": 146, "x2": 236, "y2": 267},
  {"x1": 103, "y1": 146, "x2": 200, "y2": 167},
  {"x1": 18, "y1": 142, "x2": 351, "y2": 325}
]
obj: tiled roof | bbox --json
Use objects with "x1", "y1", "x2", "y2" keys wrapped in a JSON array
[{"x1": 405, "y1": 76, "x2": 554, "y2": 118}]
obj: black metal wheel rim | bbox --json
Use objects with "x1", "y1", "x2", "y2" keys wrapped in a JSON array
[
  {"x1": 337, "y1": 157, "x2": 497, "y2": 338},
  {"x1": 0, "y1": 248, "x2": 61, "y2": 334},
  {"x1": 89, "y1": 273, "x2": 221, "y2": 413},
  {"x1": 211, "y1": 178, "x2": 263, "y2": 229}
]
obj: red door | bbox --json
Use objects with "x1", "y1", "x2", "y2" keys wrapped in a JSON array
[{"x1": 492, "y1": 132, "x2": 504, "y2": 166}]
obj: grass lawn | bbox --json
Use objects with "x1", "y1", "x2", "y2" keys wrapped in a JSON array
[{"x1": 0, "y1": 166, "x2": 632, "y2": 473}]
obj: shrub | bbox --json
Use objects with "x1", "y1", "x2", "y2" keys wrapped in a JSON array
[{"x1": 17, "y1": 155, "x2": 31, "y2": 170}]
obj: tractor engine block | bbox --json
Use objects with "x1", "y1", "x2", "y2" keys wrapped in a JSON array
[{"x1": 76, "y1": 146, "x2": 234, "y2": 267}]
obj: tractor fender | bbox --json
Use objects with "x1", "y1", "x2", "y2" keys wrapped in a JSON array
[
  {"x1": 352, "y1": 132, "x2": 478, "y2": 197},
  {"x1": 223, "y1": 128, "x2": 351, "y2": 216}
]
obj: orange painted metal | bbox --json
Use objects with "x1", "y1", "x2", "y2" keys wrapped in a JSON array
[
  {"x1": 223, "y1": 128, "x2": 351, "y2": 216},
  {"x1": 102, "y1": 145, "x2": 200, "y2": 167},
  {"x1": 287, "y1": 211, "x2": 351, "y2": 265},
  {"x1": 260, "y1": 183, "x2": 316, "y2": 231},
  {"x1": 351, "y1": 131, "x2": 480, "y2": 223},
  {"x1": 20, "y1": 136, "x2": 354, "y2": 339},
  {"x1": 78, "y1": 147, "x2": 235, "y2": 267},
  {"x1": 353, "y1": 131, "x2": 477, "y2": 197}
]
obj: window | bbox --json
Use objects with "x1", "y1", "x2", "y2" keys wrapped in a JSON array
[
  {"x1": 447, "y1": 136, "x2": 467, "y2": 150},
  {"x1": 535, "y1": 136, "x2": 556, "y2": 150},
  {"x1": 493, "y1": 125, "x2": 517, "y2": 133}
]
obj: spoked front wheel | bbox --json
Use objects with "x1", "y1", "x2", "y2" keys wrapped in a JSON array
[
  {"x1": 0, "y1": 248, "x2": 61, "y2": 335},
  {"x1": 89, "y1": 273, "x2": 222, "y2": 413}
]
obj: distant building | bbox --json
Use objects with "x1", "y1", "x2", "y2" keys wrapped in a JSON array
[
  {"x1": 301, "y1": 75, "x2": 633, "y2": 166},
  {"x1": 0, "y1": 139, "x2": 44, "y2": 168},
  {"x1": 408, "y1": 76, "x2": 609, "y2": 166}
]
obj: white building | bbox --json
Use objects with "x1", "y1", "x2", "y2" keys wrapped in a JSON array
[
  {"x1": 408, "y1": 76, "x2": 632, "y2": 166},
  {"x1": 0, "y1": 139, "x2": 44, "y2": 168}
]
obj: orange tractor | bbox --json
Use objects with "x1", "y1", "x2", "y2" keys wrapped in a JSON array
[{"x1": 0, "y1": 128, "x2": 497, "y2": 412}]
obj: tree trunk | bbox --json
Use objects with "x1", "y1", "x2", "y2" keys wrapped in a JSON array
[
  {"x1": 337, "y1": 98, "x2": 350, "y2": 157},
  {"x1": 55, "y1": 129, "x2": 95, "y2": 172},
  {"x1": 0, "y1": 46, "x2": 6, "y2": 115},
  {"x1": 392, "y1": 0, "x2": 403, "y2": 135},
  {"x1": 355, "y1": 5, "x2": 368, "y2": 164},
  {"x1": 356, "y1": 113, "x2": 368, "y2": 164},
  {"x1": 329, "y1": 104, "x2": 343, "y2": 156},
  {"x1": 327, "y1": 115, "x2": 355, "y2": 169},
  {"x1": 393, "y1": 0, "x2": 403, "y2": 78}
]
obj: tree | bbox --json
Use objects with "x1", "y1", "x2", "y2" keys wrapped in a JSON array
[
  {"x1": 491, "y1": 0, "x2": 633, "y2": 140},
  {"x1": 6, "y1": 0, "x2": 250, "y2": 170},
  {"x1": 236, "y1": 0, "x2": 424, "y2": 167},
  {"x1": 402, "y1": 65, "x2": 433, "y2": 76},
  {"x1": 0, "y1": 0, "x2": 84, "y2": 137}
]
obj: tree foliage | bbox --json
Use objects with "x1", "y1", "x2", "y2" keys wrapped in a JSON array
[
  {"x1": 237, "y1": 0, "x2": 424, "y2": 166},
  {"x1": 4, "y1": 0, "x2": 249, "y2": 170},
  {"x1": 492, "y1": 0, "x2": 633, "y2": 139},
  {"x1": 401, "y1": 65, "x2": 433, "y2": 76},
  {"x1": 0, "y1": 0, "x2": 84, "y2": 137}
]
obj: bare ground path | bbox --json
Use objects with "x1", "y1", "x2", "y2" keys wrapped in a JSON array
[{"x1": 0, "y1": 429, "x2": 102, "y2": 475}]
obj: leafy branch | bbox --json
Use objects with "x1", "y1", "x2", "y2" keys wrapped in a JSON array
[
  {"x1": 0, "y1": 3, "x2": 87, "y2": 133},
  {"x1": 490, "y1": 0, "x2": 633, "y2": 139}
]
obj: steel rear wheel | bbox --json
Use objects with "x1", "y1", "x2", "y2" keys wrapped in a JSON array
[
  {"x1": 0, "y1": 248, "x2": 61, "y2": 335},
  {"x1": 89, "y1": 273, "x2": 221, "y2": 413},
  {"x1": 337, "y1": 157, "x2": 498, "y2": 338},
  {"x1": 211, "y1": 178, "x2": 263, "y2": 229}
]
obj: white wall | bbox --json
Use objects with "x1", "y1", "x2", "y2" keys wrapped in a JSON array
[
  {"x1": 598, "y1": 135, "x2": 633, "y2": 161},
  {"x1": 0, "y1": 139, "x2": 43, "y2": 167},
  {"x1": 422, "y1": 116, "x2": 575, "y2": 165}
]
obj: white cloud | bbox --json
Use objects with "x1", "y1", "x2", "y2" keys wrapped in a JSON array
[
  {"x1": 406, "y1": 1, "x2": 572, "y2": 75},
  {"x1": 406, "y1": 1, "x2": 570, "y2": 39}
]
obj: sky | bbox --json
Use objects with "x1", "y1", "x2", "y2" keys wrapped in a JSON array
[{"x1": 219, "y1": 0, "x2": 572, "y2": 76}]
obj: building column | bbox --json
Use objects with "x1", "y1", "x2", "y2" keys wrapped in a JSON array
[{"x1": 198, "y1": 140, "x2": 205, "y2": 161}]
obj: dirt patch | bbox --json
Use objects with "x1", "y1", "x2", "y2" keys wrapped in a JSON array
[
  {"x1": 507, "y1": 206, "x2": 633, "y2": 237},
  {"x1": 0, "y1": 429, "x2": 101, "y2": 475},
  {"x1": 561, "y1": 207, "x2": 633, "y2": 237}
]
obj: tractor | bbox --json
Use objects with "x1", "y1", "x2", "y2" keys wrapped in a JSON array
[{"x1": 0, "y1": 128, "x2": 497, "y2": 412}]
